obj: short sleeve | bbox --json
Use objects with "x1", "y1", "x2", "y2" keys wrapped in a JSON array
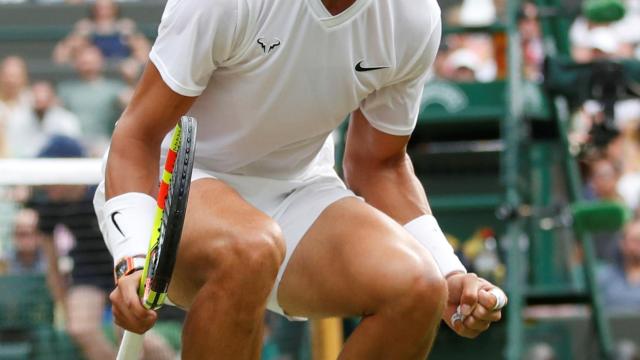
[
  {"x1": 359, "y1": 18, "x2": 442, "y2": 136},
  {"x1": 149, "y1": 0, "x2": 239, "y2": 97}
]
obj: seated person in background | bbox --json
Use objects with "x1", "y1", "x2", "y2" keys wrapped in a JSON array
[
  {"x1": 0, "y1": 208, "x2": 52, "y2": 346},
  {"x1": 30, "y1": 136, "x2": 175, "y2": 360},
  {"x1": 57, "y1": 46, "x2": 125, "y2": 155},
  {"x1": 598, "y1": 221, "x2": 640, "y2": 314},
  {"x1": 583, "y1": 154, "x2": 627, "y2": 261},
  {"x1": 6, "y1": 208, "x2": 46, "y2": 275},
  {"x1": 0, "y1": 56, "x2": 30, "y2": 113},
  {"x1": 0, "y1": 56, "x2": 31, "y2": 158},
  {"x1": 570, "y1": 0, "x2": 640, "y2": 63},
  {"x1": 615, "y1": 125, "x2": 640, "y2": 214},
  {"x1": 440, "y1": 34, "x2": 497, "y2": 82},
  {"x1": 6, "y1": 81, "x2": 81, "y2": 158},
  {"x1": 572, "y1": 25, "x2": 630, "y2": 63},
  {"x1": 569, "y1": 27, "x2": 640, "y2": 152},
  {"x1": 53, "y1": 0, "x2": 150, "y2": 64},
  {"x1": 446, "y1": 48, "x2": 481, "y2": 82},
  {"x1": 519, "y1": 2, "x2": 545, "y2": 81},
  {"x1": 30, "y1": 81, "x2": 80, "y2": 139},
  {"x1": 52, "y1": 33, "x2": 92, "y2": 67},
  {"x1": 4, "y1": 207, "x2": 62, "y2": 307},
  {"x1": 584, "y1": 155, "x2": 624, "y2": 202}
]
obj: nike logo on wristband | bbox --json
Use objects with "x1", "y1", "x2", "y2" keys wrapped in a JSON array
[
  {"x1": 355, "y1": 60, "x2": 389, "y2": 72},
  {"x1": 111, "y1": 211, "x2": 125, "y2": 237}
]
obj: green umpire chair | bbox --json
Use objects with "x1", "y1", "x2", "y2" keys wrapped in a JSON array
[{"x1": 410, "y1": 0, "x2": 631, "y2": 357}]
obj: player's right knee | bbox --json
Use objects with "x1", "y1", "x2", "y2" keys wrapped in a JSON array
[{"x1": 192, "y1": 217, "x2": 285, "y2": 289}]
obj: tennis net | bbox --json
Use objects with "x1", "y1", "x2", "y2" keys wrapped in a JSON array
[{"x1": 0, "y1": 157, "x2": 314, "y2": 359}]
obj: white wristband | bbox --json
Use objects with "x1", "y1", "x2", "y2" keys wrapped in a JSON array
[
  {"x1": 103, "y1": 192, "x2": 156, "y2": 266},
  {"x1": 404, "y1": 215, "x2": 466, "y2": 278}
]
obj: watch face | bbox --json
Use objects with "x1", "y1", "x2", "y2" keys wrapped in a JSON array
[
  {"x1": 115, "y1": 261, "x2": 125, "y2": 275},
  {"x1": 115, "y1": 258, "x2": 135, "y2": 281},
  {"x1": 114, "y1": 256, "x2": 146, "y2": 284},
  {"x1": 114, "y1": 260, "x2": 127, "y2": 283}
]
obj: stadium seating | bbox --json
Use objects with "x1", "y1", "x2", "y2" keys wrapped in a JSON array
[{"x1": 0, "y1": 2, "x2": 163, "y2": 82}]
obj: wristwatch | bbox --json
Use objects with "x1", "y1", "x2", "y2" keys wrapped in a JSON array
[{"x1": 114, "y1": 255, "x2": 146, "y2": 284}]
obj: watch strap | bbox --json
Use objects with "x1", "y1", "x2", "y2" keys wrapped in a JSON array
[{"x1": 114, "y1": 255, "x2": 146, "y2": 284}]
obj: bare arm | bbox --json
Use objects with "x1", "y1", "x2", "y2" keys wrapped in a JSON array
[
  {"x1": 105, "y1": 62, "x2": 196, "y2": 199},
  {"x1": 345, "y1": 110, "x2": 506, "y2": 338},
  {"x1": 41, "y1": 235, "x2": 66, "y2": 303},
  {"x1": 343, "y1": 109, "x2": 430, "y2": 224},
  {"x1": 105, "y1": 62, "x2": 197, "y2": 334}
]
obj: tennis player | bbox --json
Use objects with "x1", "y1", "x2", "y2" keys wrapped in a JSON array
[{"x1": 94, "y1": 0, "x2": 507, "y2": 358}]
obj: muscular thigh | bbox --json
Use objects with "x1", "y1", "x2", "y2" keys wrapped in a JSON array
[
  {"x1": 167, "y1": 178, "x2": 276, "y2": 308},
  {"x1": 277, "y1": 198, "x2": 440, "y2": 318}
]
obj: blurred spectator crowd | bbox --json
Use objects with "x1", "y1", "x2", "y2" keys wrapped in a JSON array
[
  {"x1": 0, "y1": 1, "x2": 173, "y2": 358},
  {"x1": 0, "y1": 0, "x2": 640, "y2": 358},
  {"x1": 566, "y1": 0, "x2": 640, "y2": 321},
  {"x1": 430, "y1": 0, "x2": 640, "y2": 326},
  {"x1": 0, "y1": 0, "x2": 159, "y2": 5},
  {"x1": 439, "y1": 0, "x2": 640, "y2": 317},
  {"x1": 0, "y1": 0, "x2": 147, "y2": 158}
]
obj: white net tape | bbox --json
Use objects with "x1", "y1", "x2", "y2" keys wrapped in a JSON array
[
  {"x1": 0, "y1": 158, "x2": 103, "y2": 186},
  {"x1": 0, "y1": 158, "x2": 102, "y2": 272}
]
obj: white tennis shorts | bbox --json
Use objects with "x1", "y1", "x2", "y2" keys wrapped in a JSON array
[{"x1": 94, "y1": 167, "x2": 357, "y2": 319}]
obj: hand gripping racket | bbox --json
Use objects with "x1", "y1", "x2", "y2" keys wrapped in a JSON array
[{"x1": 117, "y1": 116, "x2": 197, "y2": 360}]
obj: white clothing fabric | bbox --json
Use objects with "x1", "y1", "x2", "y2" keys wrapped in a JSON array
[
  {"x1": 93, "y1": 166, "x2": 358, "y2": 318},
  {"x1": 190, "y1": 168, "x2": 358, "y2": 318},
  {"x1": 618, "y1": 173, "x2": 640, "y2": 210},
  {"x1": 4, "y1": 105, "x2": 80, "y2": 158},
  {"x1": 150, "y1": 0, "x2": 442, "y2": 180},
  {"x1": 570, "y1": 16, "x2": 640, "y2": 50},
  {"x1": 581, "y1": 99, "x2": 640, "y2": 131},
  {"x1": 99, "y1": 0, "x2": 444, "y2": 318},
  {"x1": 459, "y1": 0, "x2": 496, "y2": 27}
]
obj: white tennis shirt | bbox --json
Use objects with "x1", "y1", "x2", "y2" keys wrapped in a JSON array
[{"x1": 150, "y1": 0, "x2": 442, "y2": 180}]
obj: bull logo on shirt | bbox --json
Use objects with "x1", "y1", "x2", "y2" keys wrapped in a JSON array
[{"x1": 257, "y1": 38, "x2": 281, "y2": 54}]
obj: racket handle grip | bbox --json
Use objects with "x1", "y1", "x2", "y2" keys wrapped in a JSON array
[{"x1": 117, "y1": 331, "x2": 144, "y2": 360}]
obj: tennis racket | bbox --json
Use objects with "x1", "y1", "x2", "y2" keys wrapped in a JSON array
[{"x1": 117, "y1": 116, "x2": 197, "y2": 360}]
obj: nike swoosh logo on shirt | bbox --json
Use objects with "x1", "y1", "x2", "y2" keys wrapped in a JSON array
[
  {"x1": 111, "y1": 211, "x2": 125, "y2": 237},
  {"x1": 355, "y1": 60, "x2": 389, "y2": 72}
]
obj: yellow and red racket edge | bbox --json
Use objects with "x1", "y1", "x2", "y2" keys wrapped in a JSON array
[{"x1": 138, "y1": 116, "x2": 197, "y2": 310}]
